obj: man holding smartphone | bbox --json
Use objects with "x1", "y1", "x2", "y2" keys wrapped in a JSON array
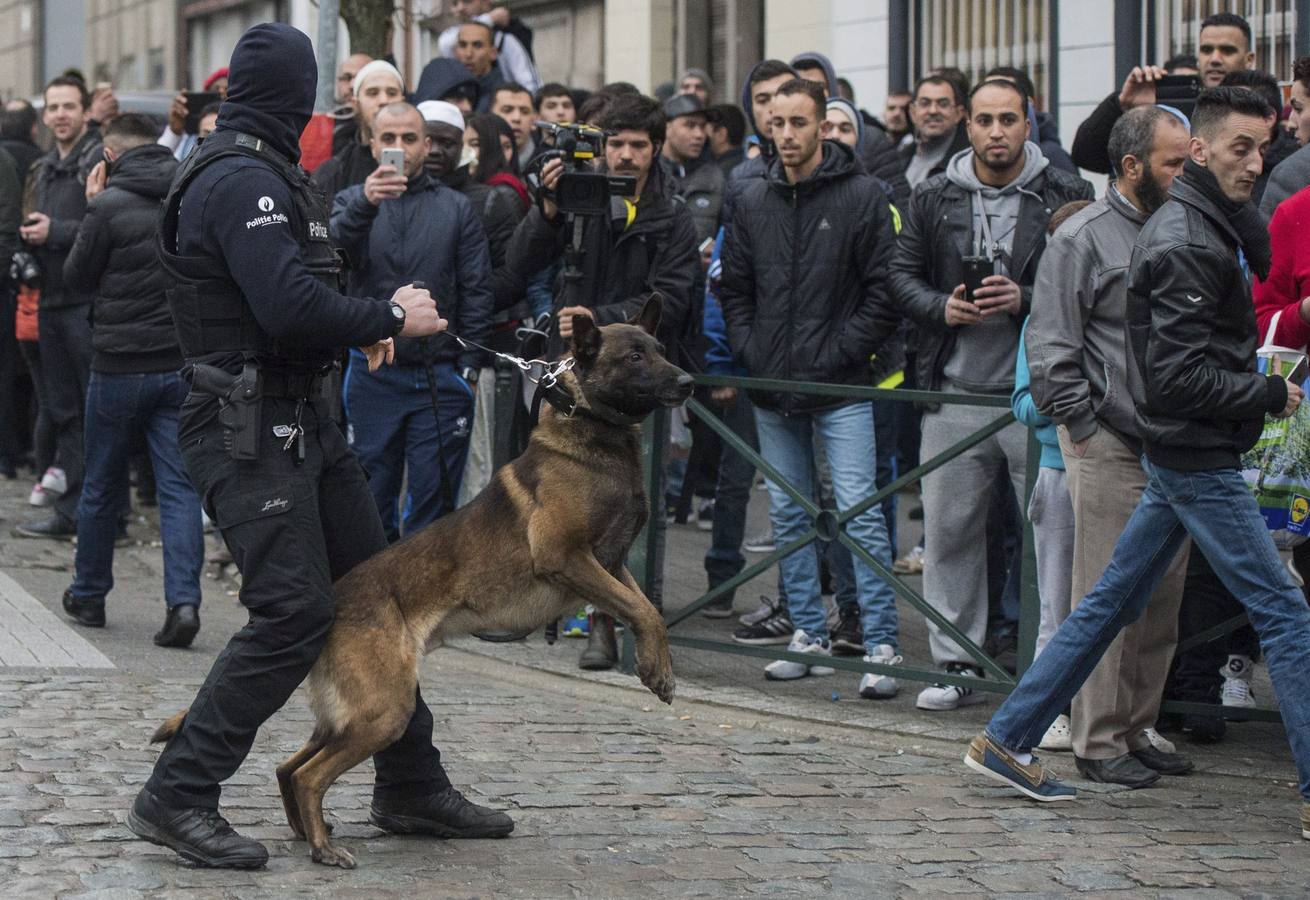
[
  {"x1": 890, "y1": 78, "x2": 1092, "y2": 710},
  {"x1": 331, "y1": 101, "x2": 493, "y2": 540}
]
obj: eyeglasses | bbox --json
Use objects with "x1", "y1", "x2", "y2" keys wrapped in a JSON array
[{"x1": 914, "y1": 97, "x2": 957, "y2": 110}]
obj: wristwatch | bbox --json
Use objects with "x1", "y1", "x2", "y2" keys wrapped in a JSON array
[
  {"x1": 460, "y1": 366, "x2": 479, "y2": 384},
  {"x1": 387, "y1": 300, "x2": 406, "y2": 335}
]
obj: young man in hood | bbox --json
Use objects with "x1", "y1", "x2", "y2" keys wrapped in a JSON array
[
  {"x1": 889, "y1": 79, "x2": 1092, "y2": 710},
  {"x1": 719, "y1": 78, "x2": 904, "y2": 695},
  {"x1": 967, "y1": 88, "x2": 1310, "y2": 843},
  {"x1": 58, "y1": 113, "x2": 205, "y2": 649}
]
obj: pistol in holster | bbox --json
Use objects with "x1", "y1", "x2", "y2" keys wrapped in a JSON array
[{"x1": 190, "y1": 362, "x2": 262, "y2": 461}]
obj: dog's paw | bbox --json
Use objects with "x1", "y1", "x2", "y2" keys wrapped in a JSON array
[
  {"x1": 639, "y1": 665, "x2": 676, "y2": 705},
  {"x1": 311, "y1": 842, "x2": 357, "y2": 869}
]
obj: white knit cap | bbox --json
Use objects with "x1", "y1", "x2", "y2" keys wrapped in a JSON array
[
  {"x1": 351, "y1": 59, "x2": 404, "y2": 96},
  {"x1": 417, "y1": 100, "x2": 466, "y2": 131}
]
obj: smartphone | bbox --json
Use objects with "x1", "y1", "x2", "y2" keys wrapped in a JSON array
[
  {"x1": 379, "y1": 147, "x2": 405, "y2": 175},
  {"x1": 22, "y1": 215, "x2": 39, "y2": 227},
  {"x1": 1155, "y1": 74, "x2": 1201, "y2": 118},
  {"x1": 960, "y1": 255, "x2": 992, "y2": 303},
  {"x1": 183, "y1": 90, "x2": 221, "y2": 134}
]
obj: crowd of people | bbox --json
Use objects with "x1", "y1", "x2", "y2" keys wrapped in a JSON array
[{"x1": 2, "y1": 7, "x2": 1310, "y2": 826}]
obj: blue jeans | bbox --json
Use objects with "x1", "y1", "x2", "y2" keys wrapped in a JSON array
[
  {"x1": 343, "y1": 354, "x2": 474, "y2": 542},
  {"x1": 71, "y1": 371, "x2": 203, "y2": 608},
  {"x1": 987, "y1": 460, "x2": 1310, "y2": 800},
  {"x1": 754, "y1": 403, "x2": 899, "y2": 652}
]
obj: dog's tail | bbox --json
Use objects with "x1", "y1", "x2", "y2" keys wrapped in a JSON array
[{"x1": 151, "y1": 709, "x2": 189, "y2": 744}]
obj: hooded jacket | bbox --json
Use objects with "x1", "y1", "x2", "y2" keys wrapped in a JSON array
[
  {"x1": 172, "y1": 23, "x2": 396, "y2": 366},
  {"x1": 889, "y1": 142, "x2": 1094, "y2": 397},
  {"x1": 1260, "y1": 141, "x2": 1310, "y2": 219},
  {"x1": 64, "y1": 143, "x2": 181, "y2": 373},
  {"x1": 501, "y1": 159, "x2": 698, "y2": 360},
  {"x1": 1125, "y1": 171, "x2": 1288, "y2": 471},
  {"x1": 331, "y1": 173, "x2": 492, "y2": 370},
  {"x1": 719, "y1": 141, "x2": 900, "y2": 414},
  {"x1": 414, "y1": 58, "x2": 480, "y2": 108},
  {"x1": 31, "y1": 127, "x2": 103, "y2": 309}
]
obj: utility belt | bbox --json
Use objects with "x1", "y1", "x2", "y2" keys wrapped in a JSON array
[{"x1": 188, "y1": 360, "x2": 334, "y2": 463}]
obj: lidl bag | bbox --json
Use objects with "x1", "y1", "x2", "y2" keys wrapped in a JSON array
[{"x1": 1240, "y1": 310, "x2": 1310, "y2": 549}]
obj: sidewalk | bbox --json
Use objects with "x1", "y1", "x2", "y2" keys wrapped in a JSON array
[{"x1": 1, "y1": 475, "x2": 1308, "y2": 897}]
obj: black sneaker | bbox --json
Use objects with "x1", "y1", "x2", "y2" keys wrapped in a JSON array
[
  {"x1": 831, "y1": 608, "x2": 864, "y2": 656},
  {"x1": 127, "y1": 789, "x2": 268, "y2": 868},
  {"x1": 14, "y1": 513, "x2": 76, "y2": 540},
  {"x1": 732, "y1": 601, "x2": 794, "y2": 645},
  {"x1": 370, "y1": 787, "x2": 514, "y2": 839},
  {"x1": 62, "y1": 590, "x2": 105, "y2": 628}
]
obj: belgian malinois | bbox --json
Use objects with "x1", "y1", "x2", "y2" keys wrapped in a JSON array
[{"x1": 151, "y1": 294, "x2": 691, "y2": 868}]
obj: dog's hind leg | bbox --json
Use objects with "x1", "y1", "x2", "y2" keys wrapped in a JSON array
[{"x1": 277, "y1": 736, "x2": 324, "y2": 840}]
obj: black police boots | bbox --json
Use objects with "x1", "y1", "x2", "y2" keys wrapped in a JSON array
[
  {"x1": 154, "y1": 604, "x2": 200, "y2": 648},
  {"x1": 370, "y1": 786, "x2": 514, "y2": 839},
  {"x1": 127, "y1": 789, "x2": 268, "y2": 868}
]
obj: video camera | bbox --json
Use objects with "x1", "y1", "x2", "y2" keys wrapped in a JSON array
[{"x1": 531, "y1": 121, "x2": 638, "y2": 216}]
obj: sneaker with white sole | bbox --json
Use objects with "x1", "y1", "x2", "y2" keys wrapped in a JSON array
[
  {"x1": 1140, "y1": 727, "x2": 1176, "y2": 755},
  {"x1": 738, "y1": 594, "x2": 781, "y2": 627},
  {"x1": 696, "y1": 499, "x2": 714, "y2": 532},
  {"x1": 916, "y1": 663, "x2": 986, "y2": 711},
  {"x1": 764, "y1": 629, "x2": 835, "y2": 680},
  {"x1": 28, "y1": 483, "x2": 50, "y2": 507},
  {"x1": 964, "y1": 733, "x2": 1076, "y2": 802},
  {"x1": 858, "y1": 644, "x2": 902, "y2": 699},
  {"x1": 892, "y1": 545, "x2": 924, "y2": 575},
  {"x1": 733, "y1": 600, "x2": 794, "y2": 645},
  {"x1": 40, "y1": 466, "x2": 66, "y2": 497},
  {"x1": 742, "y1": 529, "x2": 776, "y2": 554},
  {"x1": 1219, "y1": 654, "x2": 1257, "y2": 708},
  {"x1": 1037, "y1": 714, "x2": 1072, "y2": 752}
]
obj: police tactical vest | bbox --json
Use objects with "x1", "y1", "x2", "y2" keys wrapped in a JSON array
[{"x1": 159, "y1": 130, "x2": 340, "y2": 368}]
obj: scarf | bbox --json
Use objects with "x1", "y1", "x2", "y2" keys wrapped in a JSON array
[{"x1": 1178, "y1": 157, "x2": 1271, "y2": 281}]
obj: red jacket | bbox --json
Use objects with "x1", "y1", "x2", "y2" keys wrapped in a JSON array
[{"x1": 1255, "y1": 184, "x2": 1310, "y2": 349}]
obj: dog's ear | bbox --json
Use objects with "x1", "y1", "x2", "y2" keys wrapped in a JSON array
[
  {"x1": 570, "y1": 314, "x2": 601, "y2": 365},
  {"x1": 630, "y1": 292, "x2": 663, "y2": 336}
]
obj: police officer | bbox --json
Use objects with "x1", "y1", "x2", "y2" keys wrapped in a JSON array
[{"x1": 128, "y1": 24, "x2": 513, "y2": 868}]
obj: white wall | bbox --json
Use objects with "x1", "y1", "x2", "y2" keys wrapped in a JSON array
[
  {"x1": 830, "y1": 0, "x2": 889, "y2": 113},
  {"x1": 1056, "y1": 0, "x2": 1114, "y2": 194}
]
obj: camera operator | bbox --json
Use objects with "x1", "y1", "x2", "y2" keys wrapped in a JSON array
[
  {"x1": 333, "y1": 101, "x2": 493, "y2": 538},
  {"x1": 502, "y1": 92, "x2": 698, "y2": 667}
]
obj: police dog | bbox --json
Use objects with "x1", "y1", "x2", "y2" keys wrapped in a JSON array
[{"x1": 152, "y1": 294, "x2": 691, "y2": 868}]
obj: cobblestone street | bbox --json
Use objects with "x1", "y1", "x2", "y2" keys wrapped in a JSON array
[{"x1": 2, "y1": 476, "x2": 1309, "y2": 898}]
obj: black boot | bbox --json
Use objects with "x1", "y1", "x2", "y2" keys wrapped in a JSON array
[
  {"x1": 579, "y1": 614, "x2": 618, "y2": 670},
  {"x1": 127, "y1": 789, "x2": 268, "y2": 868},
  {"x1": 154, "y1": 604, "x2": 200, "y2": 648},
  {"x1": 62, "y1": 590, "x2": 105, "y2": 628},
  {"x1": 370, "y1": 786, "x2": 514, "y2": 839}
]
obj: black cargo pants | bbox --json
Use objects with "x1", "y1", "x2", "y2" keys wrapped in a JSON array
[{"x1": 144, "y1": 390, "x2": 450, "y2": 809}]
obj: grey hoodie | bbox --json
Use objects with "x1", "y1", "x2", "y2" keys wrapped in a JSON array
[{"x1": 941, "y1": 141, "x2": 1049, "y2": 393}]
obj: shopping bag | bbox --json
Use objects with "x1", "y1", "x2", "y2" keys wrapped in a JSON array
[{"x1": 1240, "y1": 309, "x2": 1310, "y2": 548}]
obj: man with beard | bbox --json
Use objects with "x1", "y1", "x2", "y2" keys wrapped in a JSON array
[
  {"x1": 889, "y1": 79, "x2": 1092, "y2": 710},
  {"x1": 966, "y1": 89, "x2": 1310, "y2": 844},
  {"x1": 1024, "y1": 106, "x2": 1195, "y2": 785}
]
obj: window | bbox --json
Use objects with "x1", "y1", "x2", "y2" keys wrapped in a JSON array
[
  {"x1": 913, "y1": 0, "x2": 1052, "y2": 109},
  {"x1": 676, "y1": 0, "x2": 763, "y2": 105},
  {"x1": 1152, "y1": 1, "x2": 1296, "y2": 80}
]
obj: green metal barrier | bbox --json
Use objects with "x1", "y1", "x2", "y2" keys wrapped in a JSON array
[{"x1": 621, "y1": 372, "x2": 1280, "y2": 724}]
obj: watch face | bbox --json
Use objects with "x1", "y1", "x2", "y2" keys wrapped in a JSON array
[{"x1": 391, "y1": 303, "x2": 405, "y2": 320}]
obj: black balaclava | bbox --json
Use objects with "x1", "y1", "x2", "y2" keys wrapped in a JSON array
[{"x1": 215, "y1": 23, "x2": 317, "y2": 163}]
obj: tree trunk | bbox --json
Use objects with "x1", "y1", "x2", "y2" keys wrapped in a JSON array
[{"x1": 339, "y1": 0, "x2": 395, "y2": 58}]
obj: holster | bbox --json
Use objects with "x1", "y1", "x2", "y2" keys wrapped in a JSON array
[{"x1": 190, "y1": 362, "x2": 263, "y2": 461}]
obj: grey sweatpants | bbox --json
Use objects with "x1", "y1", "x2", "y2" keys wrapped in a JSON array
[
  {"x1": 1028, "y1": 466, "x2": 1074, "y2": 657},
  {"x1": 920, "y1": 398, "x2": 1028, "y2": 667}
]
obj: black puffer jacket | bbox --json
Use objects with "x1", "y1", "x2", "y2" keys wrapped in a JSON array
[
  {"x1": 64, "y1": 142, "x2": 180, "y2": 373},
  {"x1": 888, "y1": 156, "x2": 1093, "y2": 395},
  {"x1": 858, "y1": 127, "x2": 910, "y2": 208},
  {"x1": 719, "y1": 141, "x2": 900, "y2": 414},
  {"x1": 502, "y1": 162, "x2": 698, "y2": 360},
  {"x1": 1126, "y1": 175, "x2": 1287, "y2": 472}
]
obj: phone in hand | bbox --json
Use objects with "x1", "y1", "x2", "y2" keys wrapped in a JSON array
[
  {"x1": 379, "y1": 147, "x2": 405, "y2": 175},
  {"x1": 698, "y1": 236, "x2": 715, "y2": 254},
  {"x1": 961, "y1": 255, "x2": 992, "y2": 303},
  {"x1": 183, "y1": 90, "x2": 221, "y2": 134},
  {"x1": 1154, "y1": 74, "x2": 1201, "y2": 118}
]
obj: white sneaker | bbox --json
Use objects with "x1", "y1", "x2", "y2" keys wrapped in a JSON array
[
  {"x1": 28, "y1": 483, "x2": 50, "y2": 507},
  {"x1": 40, "y1": 466, "x2": 66, "y2": 496},
  {"x1": 1219, "y1": 654, "x2": 1257, "y2": 708},
  {"x1": 858, "y1": 644, "x2": 902, "y2": 699},
  {"x1": 916, "y1": 665, "x2": 986, "y2": 711},
  {"x1": 1140, "y1": 727, "x2": 1176, "y2": 754},
  {"x1": 696, "y1": 499, "x2": 714, "y2": 532},
  {"x1": 892, "y1": 546, "x2": 925, "y2": 575},
  {"x1": 743, "y1": 528, "x2": 776, "y2": 554},
  {"x1": 764, "y1": 629, "x2": 835, "y2": 680},
  {"x1": 1037, "y1": 714, "x2": 1072, "y2": 751}
]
